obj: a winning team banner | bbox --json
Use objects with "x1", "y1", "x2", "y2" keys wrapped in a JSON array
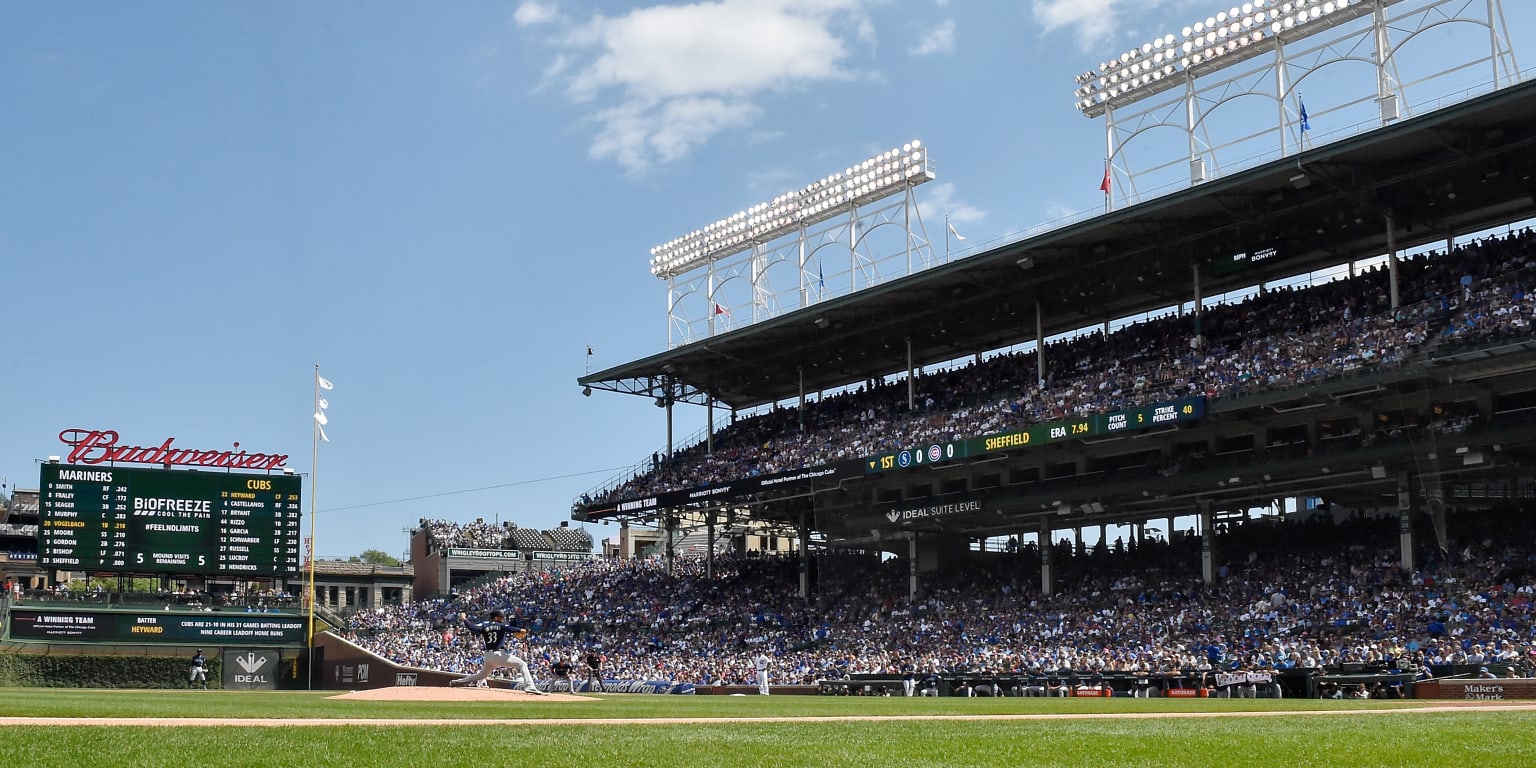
[{"x1": 6, "y1": 608, "x2": 306, "y2": 647}]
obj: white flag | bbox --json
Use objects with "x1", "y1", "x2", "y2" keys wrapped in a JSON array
[
  {"x1": 317, "y1": 424, "x2": 329, "y2": 442},
  {"x1": 313, "y1": 411, "x2": 328, "y2": 426},
  {"x1": 317, "y1": 374, "x2": 334, "y2": 391},
  {"x1": 318, "y1": 397, "x2": 329, "y2": 410},
  {"x1": 948, "y1": 221, "x2": 966, "y2": 241}
]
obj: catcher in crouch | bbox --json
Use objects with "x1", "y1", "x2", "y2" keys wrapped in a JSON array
[{"x1": 448, "y1": 609, "x2": 545, "y2": 694}]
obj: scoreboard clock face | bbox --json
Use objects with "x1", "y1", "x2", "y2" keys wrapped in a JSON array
[{"x1": 37, "y1": 463, "x2": 302, "y2": 577}]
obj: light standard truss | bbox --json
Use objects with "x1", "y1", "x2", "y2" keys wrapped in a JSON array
[
  {"x1": 657, "y1": 143, "x2": 937, "y2": 349},
  {"x1": 665, "y1": 185, "x2": 934, "y2": 348},
  {"x1": 1071, "y1": 0, "x2": 1519, "y2": 208}
]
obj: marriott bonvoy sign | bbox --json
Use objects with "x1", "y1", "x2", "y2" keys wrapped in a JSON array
[{"x1": 57, "y1": 429, "x2": 291, "y2": 472}]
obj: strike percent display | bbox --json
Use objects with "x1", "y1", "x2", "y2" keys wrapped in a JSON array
[{"x1": 37, "y1": 463, "x2": 302, "y2": 577}]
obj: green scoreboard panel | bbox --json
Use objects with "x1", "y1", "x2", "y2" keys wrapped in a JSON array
[
  {"x1": 8, "y1": 608, "x2": 306, "y2": 646},
  {"x1": 865, "y1": 396, "x2": 1207, "y2": 474},
  {"x1": 38, "y1": 463, "x2": 302, "y2": 577}
]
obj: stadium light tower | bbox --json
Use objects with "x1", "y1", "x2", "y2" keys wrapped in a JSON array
[
  {"x1": 1074, "y1": 0, "x2": 1520, "y2": 208},
  {"x1": 650, "y1": 141, "x2": 936, "y2": 349}
]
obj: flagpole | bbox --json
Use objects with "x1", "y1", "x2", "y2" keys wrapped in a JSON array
[
  {"x1": 306, "y1": 363, "x2": 319, "y2": 691},
  {"x1": 944, "y1": 215, "x2": 951, "y2": 263}
]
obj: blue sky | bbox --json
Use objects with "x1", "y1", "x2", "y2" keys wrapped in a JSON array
[{"x1": 2, "y1": 1, "x2": 1528, "y2": 561}]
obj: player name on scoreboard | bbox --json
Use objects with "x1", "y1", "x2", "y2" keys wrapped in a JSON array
[{"x1": 38, "y1": 463, "x2": 302, "y2": 577}]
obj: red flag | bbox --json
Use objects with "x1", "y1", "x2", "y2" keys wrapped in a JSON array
[
  {"x1": 1099, "y1": 163, "x2": 1111, "y2": 194},
  {"x1": 714, "y1": 303, "x2": 729, "y2": 315}
]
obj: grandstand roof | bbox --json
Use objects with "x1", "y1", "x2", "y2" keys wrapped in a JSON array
[{"x1": 580, "y1": 80, "x2": 1536, "y2": 411}]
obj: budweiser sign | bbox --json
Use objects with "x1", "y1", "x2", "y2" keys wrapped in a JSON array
[{"x1": 58, "y1": 429, "x2": 290, "y2": 471}]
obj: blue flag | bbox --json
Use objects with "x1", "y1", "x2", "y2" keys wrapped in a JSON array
[{"x1": 1299, "y1": 100, "x2": 1310, "y2": 132}]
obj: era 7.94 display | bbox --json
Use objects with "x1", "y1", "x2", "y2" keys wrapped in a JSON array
[{"x1": 37, "y1": 463, "x2": 302, "y2": 577}]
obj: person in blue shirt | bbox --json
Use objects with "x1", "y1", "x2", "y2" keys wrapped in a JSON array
[
  {"x1": 189, "y1": 649, "x2": 208, "y2": 689},
  {"x1": 448, "y1": 609, "x2": 544, "y2": 694}
]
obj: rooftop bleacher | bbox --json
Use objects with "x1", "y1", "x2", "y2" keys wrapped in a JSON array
[
  {"x1": 418, "y1": 518, "x2": 595, "y2": 554},
  {"x1": 418, "y1": 518, "x2": 509, "y2": 550},
  {"x1": 509, "y1": 527, "x2": 550, "y2": 550},
  {"x1": 0, "y1": 523, "x2": 38, "y2": 538},
  {"x1": 2, "y1": 491, "x2": 38, "y2": 523},
  {"x1": 547, "y1": 525, "x2": 592, "y2": 552}
]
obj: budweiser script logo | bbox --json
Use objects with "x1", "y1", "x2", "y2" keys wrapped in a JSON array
[{"x1": 58, "y1": 429, "x2": 290, "y2": 471}]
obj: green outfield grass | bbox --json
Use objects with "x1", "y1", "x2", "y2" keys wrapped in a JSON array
[{"x1": 0, "y1": 690, "x2": 1532, "y2": 768}]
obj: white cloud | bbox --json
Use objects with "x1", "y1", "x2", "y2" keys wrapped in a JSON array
[
  {"x1": 908, "y1": 20, "x2": 955, "y2": 56},
  {"x1": 1042, "y1": 202, "x2": 1078, "y2": 221},
  {"x1": 513, "y1": 1, "x2": 559, "y2": 27},
  {"x1": 854, "y1": 14, "x2": 877, "y2": 48},
  {"x1": 1031, "y1": 0, "x2": 1120, "y2": 53},
  {"x1": 921, "y1": 181, "x2": 985, "y2": 227},
  {"x1": 519, "y1": 1, "x2": 877, "y2": 173},
  {"x1": 745, "y1": 166, "x2": 802, "y2": 197},
  {"x1": 649, "y1": 97, "x2": 762, "y2": 163},
  {"x1": 1031, "y1": 0, "x2": 1179, "y2": 54}
]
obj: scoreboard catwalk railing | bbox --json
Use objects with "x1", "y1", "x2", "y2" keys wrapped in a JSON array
[{"x1": 37, "y1": 463, "x2": 302, "y2": 578}]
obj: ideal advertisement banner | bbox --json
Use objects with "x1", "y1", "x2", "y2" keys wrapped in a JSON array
[{"x1": 222, "y1": 649, "x2": 282, "y2": 690}]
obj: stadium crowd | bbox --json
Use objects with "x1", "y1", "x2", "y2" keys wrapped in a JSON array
[
  {"x1": 583, "y1": 228, "x2": 1536, "y2": 506},
  {"x1": 346, "y1": 230, "x2": 1536, "y2": 692},
  {"x1": 419, "y1": 518, "x2": 508, "y2": 549},
  {"x1": 347, "y1": 508, "x2": 1536, "y2": 691}
]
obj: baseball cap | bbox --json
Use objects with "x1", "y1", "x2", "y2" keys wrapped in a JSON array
[
  {"x1": 489, "y1": 609, "x2": 504, "y2": 619},
  {"x1": 1480, "y1": 666, "x2": 1489, "y2": 672}
]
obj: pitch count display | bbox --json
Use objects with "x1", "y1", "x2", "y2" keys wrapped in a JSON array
[{"x1": 37, "y1": 463, "x2": 302, "y2": 577}]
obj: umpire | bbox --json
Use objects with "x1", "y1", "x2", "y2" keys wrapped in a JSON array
[{"x1": 584, "y1": 648, "x2": 606, "y2": 692}]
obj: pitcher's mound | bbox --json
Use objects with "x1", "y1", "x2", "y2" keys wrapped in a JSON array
[{"x1": 329, "y1": 687, "x2": 594, "y2": 702}]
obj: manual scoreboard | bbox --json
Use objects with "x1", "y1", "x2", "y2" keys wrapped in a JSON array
[{"x1": 37, "y1": 463, "x2": 302, "y2": 577}]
